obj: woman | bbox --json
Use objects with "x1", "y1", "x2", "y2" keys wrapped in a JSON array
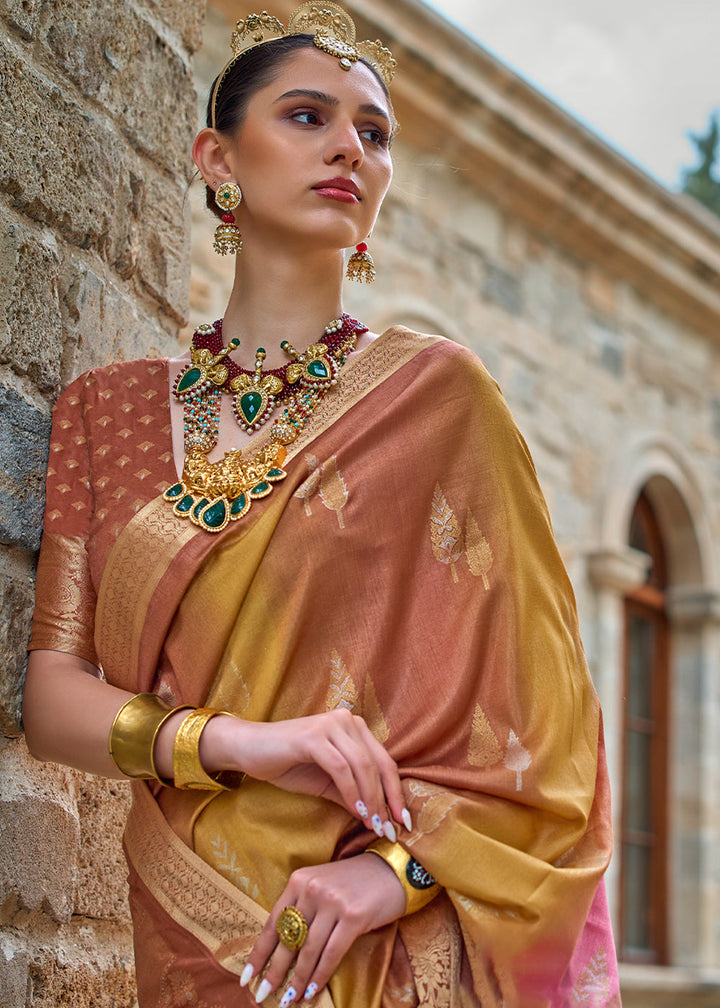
[{"x1": 23, "y1": 4, "x2": 620, "y2": 1006}]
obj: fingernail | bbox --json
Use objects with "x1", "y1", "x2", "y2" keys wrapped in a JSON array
[
  {"x1": 355, "y1": 799, "x2": 368, "y2": 819},
  {"x1": 240, "y1": 963, "x2": 254, "y2": 987},
  {"x1": 256, "y1": 978, "x2": 273, "y2": 1004},
  {"x1": 402, "y1": 808, "x2": 412, "y2": 831},
  {"x1": 280, "y1": 987, "x2": 297, "y2": 1007},
  {"x1": 304, "y1": 983, "x2": 319, "y2": 1001},
  {"x1": 371, "y1": 814, "x2": 383, "y2": 837},
  {"x1": 383, "y1": 819, "x2": 397, "y2": 842}
]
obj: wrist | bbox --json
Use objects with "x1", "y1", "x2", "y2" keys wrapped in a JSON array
[
  {"x1": 173, "y1": 709, "x2": 246, "y2": 790},
  {"x1": 197, "y1": 711, "x2": 246, "y2": 773},
  {"x1": 366, "y1": 837, "x2": 440, "y2": 916}
]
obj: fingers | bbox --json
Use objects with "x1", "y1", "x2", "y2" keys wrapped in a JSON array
[
  {"x1": 243, "y1": 880, "x2": 360, "y2": 1004},
  {"x1": 316, "y1": 710, "x2": 408, "y2": 836}
]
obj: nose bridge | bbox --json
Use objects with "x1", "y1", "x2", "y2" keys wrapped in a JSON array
[{"x1": 326, "y1": 111, "x2": 363, "y2": 165}]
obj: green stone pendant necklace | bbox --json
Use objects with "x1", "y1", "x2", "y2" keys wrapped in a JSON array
[{"x1": 165, "y1": 316, "x2": 363, "y2": 533}]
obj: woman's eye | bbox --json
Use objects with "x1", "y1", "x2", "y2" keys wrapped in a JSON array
[
  {"x1": 361, "y1": 127, "x2": 389, "y2": 147},
  {"x1": 291, "y1": 110, "x2": 321, "y2": 125}
]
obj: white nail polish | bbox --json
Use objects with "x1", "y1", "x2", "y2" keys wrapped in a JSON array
[
  {"x1": 240, "y1": 964, "x2": 255, "y2": 987},
  {"x1": 355, "y1": 799, "x2": 368, "y2": 819},
  {"x1": 371, "y1": 814, "x2": 383, "y2": 836},
  {"x1": 280, "y1": 987, "x2": 297, "y2": 1007},
  {"x1": 383, "y1": 820, "x2": 397, "y2": 842},
  {"x1": 256, "y1": 978, "x2": 273, "y2": 1004},
  {"x1": 402, "y1": 808, "x2": 412, "y2": 831},
  {"x1": 304, "y1": 982, "x2": 319, "y2": 1001}
]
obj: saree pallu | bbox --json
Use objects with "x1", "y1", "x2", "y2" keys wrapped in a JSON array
[{"x1": 33, "y1": 328, "x2": 620, "y2": 1006}]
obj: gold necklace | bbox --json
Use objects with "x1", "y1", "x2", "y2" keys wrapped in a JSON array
[{"x1": 164, "y1": 319, "x2": 362, "y2": 533}]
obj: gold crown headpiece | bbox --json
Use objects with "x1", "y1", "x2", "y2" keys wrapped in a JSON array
[{"x1": 211, "y1": 2, "x2": 396, "y2": 129}]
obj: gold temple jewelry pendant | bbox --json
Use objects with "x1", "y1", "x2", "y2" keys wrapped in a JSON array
[
  {"x1": 281, "y1": 341, "x2": 338, "y2": 389},
  {"x1": 173, "y1": 334, "x2": 241, "y2": 402},
  {"x1": 163, "y1": 443, "x2": 288, "y2": 533},
  {"x1": 229, "y1": 347, "x2": 284, "y2": 432}
]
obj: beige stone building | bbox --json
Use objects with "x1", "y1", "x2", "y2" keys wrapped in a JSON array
[{"x1": 1, "y1": 0, "x2": 719, "y2": 1004}]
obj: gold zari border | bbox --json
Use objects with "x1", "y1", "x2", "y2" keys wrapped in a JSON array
[{"x1": 125, "y1": 782, "x2": 335, "y2": 1004}]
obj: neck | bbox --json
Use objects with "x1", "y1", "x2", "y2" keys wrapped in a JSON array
[{"x1": 220, "y1": 241, "x2": 347, "y2": 371}]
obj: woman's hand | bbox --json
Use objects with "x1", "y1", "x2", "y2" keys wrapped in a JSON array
[
  {"x1": 204, "y1": 708, "x2": 409, "y2": 837},
  {"x1": 242, "y1": 853, "x2": 406, "y2": 1003}
]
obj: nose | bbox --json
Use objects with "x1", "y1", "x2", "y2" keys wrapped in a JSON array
[{"x1": 325, "y1": 118, "x2": 364, "y2": 168}]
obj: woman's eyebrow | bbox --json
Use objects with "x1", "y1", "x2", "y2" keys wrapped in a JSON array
[
  {"x1": 274, "y1": 88, "x2": 339, "y2": 105},
  {"x1": 274, "y1": 88, "x2": 390, "y2": 122}
]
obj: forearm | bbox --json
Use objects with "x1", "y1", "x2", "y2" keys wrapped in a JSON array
[{"x1": 23, "y1": 651, "x2": 240, "y2": 782}]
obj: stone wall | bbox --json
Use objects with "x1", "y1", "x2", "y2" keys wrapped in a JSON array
[{"x1": 0, "y1": 1, "x2": 204, "y2": 1004}]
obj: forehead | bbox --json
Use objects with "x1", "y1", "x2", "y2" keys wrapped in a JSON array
[{"x1": 251, "y1": 45, "x2": 392, "y2": 117}]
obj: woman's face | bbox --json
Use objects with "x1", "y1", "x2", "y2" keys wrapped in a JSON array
[{"x1": 218, "y1": 47, "x2": 394, "y2": 252}]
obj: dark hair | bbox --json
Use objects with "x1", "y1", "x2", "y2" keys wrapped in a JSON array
[{"x1": 203, "y1": 33, "x2": 394, "y2": 217}]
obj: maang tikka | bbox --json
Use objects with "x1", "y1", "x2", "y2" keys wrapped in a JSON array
[{"x1": 213, "y1": 182, "x2": 243, "y2": 255}]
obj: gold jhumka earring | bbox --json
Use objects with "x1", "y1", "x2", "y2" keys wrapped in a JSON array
[
  {"x1": 213, "y1": 182, "x2": 243, "y2": 255},
  {"x1": 345, "y1": 241, "x2": 376, "y2": 282}
]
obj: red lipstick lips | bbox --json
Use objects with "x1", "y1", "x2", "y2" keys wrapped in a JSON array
[{"x1": 313, "y1": 177, "x2": 361, "y2": 202}]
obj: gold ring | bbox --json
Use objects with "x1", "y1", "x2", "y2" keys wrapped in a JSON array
[{"x1": 276, "y1": 905, "x2": 308, "y2": 950}]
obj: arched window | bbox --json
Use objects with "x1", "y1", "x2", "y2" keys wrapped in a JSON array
[{"x1": 620, "y1": 489, "x2": 669, "y2": 963}]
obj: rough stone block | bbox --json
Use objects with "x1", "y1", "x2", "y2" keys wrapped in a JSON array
[
  {"x1": 44, "y1": 0, "x2": 197, "y2": 180},
  {"x1": 141, "y1": 0, "x2": 206, "y2": 53},
  {"x1": 0, "y1": 40, "x2": 142, "y2": 266},
  {"x1": 28, "y1": 939, "x2": 136, "y2": 1008},
  {"x1": 0, "y1": 212, "x2": 63, "y2": 393},
  {"x1": 0, "y1": 942, "x2": 30, "y2": 1006},
  {"x1": 0, "y1": 793, "x2": 79, "y2": 923},
  {"x1": 0, "y1": 0, "x2": 40, "y2": 39},
  {"x1": 0, "y1": 384, "x2": 50, "y2": 552},
  {"x1": 0, "y1": 559, "x2": 36, "y2": 736},
  {"x1": 136, "y1": 171, "x2": 191, "y2": 322},
  {"x1": 75, "y1": 775, "x2": 132, "y2": 921}
]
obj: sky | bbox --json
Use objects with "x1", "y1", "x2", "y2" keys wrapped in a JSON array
[{"x1": 426, "y1": 0, "x2": 719, "y2": 191}]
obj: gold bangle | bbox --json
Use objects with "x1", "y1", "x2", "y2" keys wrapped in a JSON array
[
  {"x1": 366, "y1": 837, "x2": 440, "y2": 916},
  {"x1": 108, "y1": 693, "x2": 191, "y2": 784},
  {"x1": 172, "y1": 708, "x2": 246, "y2": 791}
]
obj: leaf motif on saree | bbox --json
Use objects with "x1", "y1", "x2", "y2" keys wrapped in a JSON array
[
  {"x1": 384, "y1": 979, "x2": 418, "y2": 1005},
  {"x1": 213, "y1": 661, "x2": 250, "y2": 714},
  {"x1": 319, "y1": 455, "x2": 348, "y2": 528},
  {"x1": 468, "y1": 705, "x2": 503, "y2": 768},
  {"x1": 363, "y1": 674, "x2": 390, "y2": 743},
  {"x1": 504, "y1": 730, "x2": 531, "y2": 791},
  {"x1": 429, "y1": 485, "x2": 463, "y2": 582},
  {"x1": 208, "y1": 835, "x2": 259, "y2": 900},
  {"x1": 406, "y1": 781, "x2": 458, "y2": 847},
  {"x1": 571, "y1": 947, "x2": 611, "y2": 1006},
  {"x1": 294, "y1": 453, "x2": 321, "y2": 516},
  {"x1": 158, "y1": 956, "x2": 223, "y2": 1008},
  {"x1": 326, "y1": 649, "x2": 358, "y2": 711},
  {"x1": 404, "y1": 923, "x2": 461, "y2": 1008},
  {"x1": 464, "y1": 510, "x2": 493, "y2": 588}
]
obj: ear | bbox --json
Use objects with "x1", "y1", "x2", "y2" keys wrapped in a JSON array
[{"x1": 192, "y1": 128, "x2": 237, "y2": 187}]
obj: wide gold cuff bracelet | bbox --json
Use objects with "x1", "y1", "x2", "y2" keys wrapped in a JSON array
[
  {"x1": 109, "y1": 692, "x2": 191, "y2": 783},
  {"x1": 173, "y1": 708, "x2": 246, "y2": 791},
  {"x1": 367, "y1": 837, "x2": 440, "y2": 916}
]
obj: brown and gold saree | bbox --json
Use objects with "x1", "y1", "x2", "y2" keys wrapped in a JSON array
[{"x1": 30, "y1": 327, "x2": 620, "y2": 1006}]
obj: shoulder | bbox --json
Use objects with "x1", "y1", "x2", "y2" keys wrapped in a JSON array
[{"x1": 381, "y1": 326, "x2": 505, "y2": 411}]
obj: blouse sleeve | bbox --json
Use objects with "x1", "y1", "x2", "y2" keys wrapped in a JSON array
[{"x1": 28, "y1": 373, "x2": 99, "y2": 667}]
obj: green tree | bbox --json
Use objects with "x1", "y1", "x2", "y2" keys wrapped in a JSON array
[{"x1": 682, "y1": 110, "x2": 720, "y2": 217}]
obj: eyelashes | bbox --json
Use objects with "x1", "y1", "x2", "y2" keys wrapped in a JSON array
[{"x1": 288, "y1": 109, "x2": 390, "y2": 148}]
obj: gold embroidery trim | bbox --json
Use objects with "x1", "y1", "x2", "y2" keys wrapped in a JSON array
[
  {"x1": 125, "y1": 782, "x2": 335, "y2": 1005},
  {"x1": 95, "y1": 497, "x2": 198, "y2": 683}
]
